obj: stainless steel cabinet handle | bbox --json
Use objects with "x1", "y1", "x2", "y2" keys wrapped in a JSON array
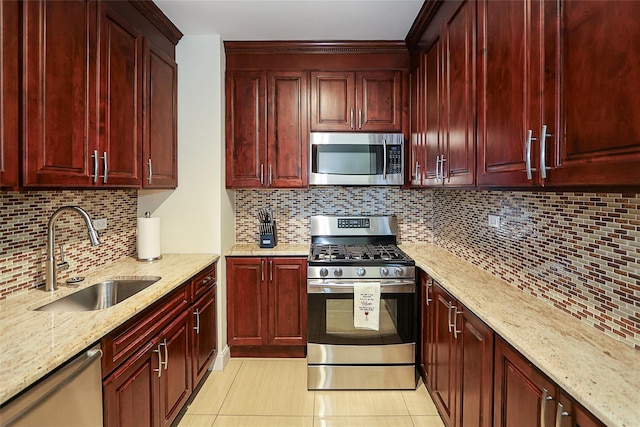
[
  {"x1": 153, "y1": 345, "x2": 162, "y2": 378},
  {"x1": 260, "y1": 164, "x2": 264, "y2": 185},
  {"x1": 541, "y1": 388, "x2": 553, "y2": 427},
  {"x1": 350, "y1": 108, "x2": 354, "y2": 129},
  {"x1": 269, "y1": 164, "x2": 273, "y2": 185},
  {"x1": 261, "y1": 259, "x2": 265, "y2": 282},
  {"x1": 358, "y1": 109, "x2": 363, "y2": 129},
  {"x1": 447, "y1": 301, "x2": 453, "y2": 333},
  {"x1": 540, "y1": 125, "x2": 553, "y2": 179},
  {"x1": 525, "y1": 129, "x2": 538, "y2": 180},
  {"x1": 194, "y1": 308, "x2": 200, "y2": 334},
  {"x1": 147, "y1": 159, "x2": 153, "y2": 184},
  {"x1": 440, "y1": 156, "x2": 447, "y2": 183},
  {"x1": 453, "y1": 307, "x2": 463, "y2": 339},
  {"x1": 382, "y1": 139, "x2": 387, "y2": 180},
  {"x1": 161, "y1": 339, "x2": 168, "y2": 370},
  {"x1": 435, "y1": 155, "x2": 441, "y2": 180},
  {"x1": 269, "y1": 260, "x2": 273, "y2": 281},
  {"x1": 101, "y1": 152, "x2": 108, "y2": 184},
  {"x1": 424, "y1": 281, "x2": 432, "y2": 306},
  {"x1": 555, "y1": 402, "x2": 569, "y2": 427},
  {"x1": 202, "y1": 274, "x2": 214, "y2": 286},
  {"x1": 92, "y1": 150, "x2": 99, "y2": 183},
  {"x1": 415, "y1": 162, "x2": 420, "y2": 181}
]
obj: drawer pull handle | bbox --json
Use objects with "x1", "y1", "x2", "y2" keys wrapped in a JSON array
[{"x1": 153, "y1": 344, "x2": 162, "y2": 378}]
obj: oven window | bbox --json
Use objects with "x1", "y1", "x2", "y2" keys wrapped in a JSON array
[{"x1": 308, "y1": 292, "x2": 415, "y2": 345}]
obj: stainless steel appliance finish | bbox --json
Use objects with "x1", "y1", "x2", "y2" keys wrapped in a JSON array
[
  {"x1": 309, "y1": 132, "x2": 404, "y2": 186},
  {"x1": 0, "y1": 344, "x2": 103, "y2": 427},
  {"x1": 307, "y1": 215, "x2": 417, "y2": 390}
]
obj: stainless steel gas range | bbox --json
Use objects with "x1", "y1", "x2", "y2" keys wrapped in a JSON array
[{"x1": 307, "y1": 215, "x2": 417, "y2": 390}]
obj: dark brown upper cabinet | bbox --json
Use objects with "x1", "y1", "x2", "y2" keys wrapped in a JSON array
[
  {"x1": 142, "y1": 40, "x2": 178, "y2": 188},
  {"x1": 225, "y1": 70, "x2": 308, "y2": 189},
  {"x1": 310, "y1": 70, "x2": 403, "y2": 132},
  {"x1": 409, "y1": 0, "x2": 475, "y2": 188},
  {"x1": 20, "y1": 0, "x2": 181, "y2": 189},
  {"x1": 1, "y1": 0, "x2": 19, "y2": 189}
]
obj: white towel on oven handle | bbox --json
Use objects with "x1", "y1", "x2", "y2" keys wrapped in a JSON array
[{"x1": 353, "y1": 282, "x2": 380, "y2": 331}]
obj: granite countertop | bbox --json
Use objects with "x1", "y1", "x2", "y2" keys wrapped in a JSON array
[
  {"x1": 400, "y1": 244, "x2": 639, "y2": 427},
  {"x1": 225, "y1": 243, "x2": 310, "y2": 257},
  {"x1": 0, "y1": 253, "x2": 219, "y2": 405}
]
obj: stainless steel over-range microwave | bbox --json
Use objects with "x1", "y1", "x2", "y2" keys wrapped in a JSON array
[{"x1": 309, "y1": 132, "x2": 405, "y2": 186}]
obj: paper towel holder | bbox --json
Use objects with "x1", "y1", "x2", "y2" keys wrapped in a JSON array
[{"x1": 137, "y1": 212, "x2": 163, "y2": 262}]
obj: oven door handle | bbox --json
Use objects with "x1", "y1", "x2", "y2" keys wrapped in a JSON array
[{"x1": 307, "y1": 280, "x2": 415, "y2": 294}]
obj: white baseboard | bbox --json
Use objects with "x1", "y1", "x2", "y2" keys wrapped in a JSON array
[{"x1": 210, "y1": 345, "x2": 230, "y2": 371}]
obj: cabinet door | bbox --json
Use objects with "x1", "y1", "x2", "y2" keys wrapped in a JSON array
[
  {"x1": 310, "y1": 71, "x2": 355, "y2": 131},
  {"x1": 418, "y1": 274, "x2": 434, "y2": 385},
  {"x1": 441, "y1": 0, "x2": 475, "y2": 186},
  {"x1": 100, "y1": 3, "x2": 142, "y2": 187},
  {"x1": 457, "y1": 307, "x2": 493, "y2": 427},
  {"x1": 267, "y1": 258, "x2": 307, "y2": 345},
  {"x1": 226, "y1": 71, "x2": 266, "y2": 187},
  {"x1": 432, "y1": 284, "x2": 457, "y2": 426},
  {"x1": 494, "y1": 337, "x2": 557, "y2": 427},
  {"x1": 22, "y1": 0, "x2": 98, "y2": 187},
  {"x1": 356, "y1": 70, "x2": 403, "y2": 132},
  {"x1": 542, "y1": 1, "x2": 640, "y2": 186},
  {"x1": 226, "y1": 258, "x2": 266, "y2": 346},
  {"x1": 477, "y1": 0, "x2": 543, "y2": 187},
  {"x1": 159, "y1": 310, "x2": 192, "y2": 427},
  {"x1": 0, "y1": 0, "x2": 19, "y2": 189},
  {"x1": 422, "y1": 41, "x2": 442, "y2": 186},
  {"x1": 104, "y1": 341, "x2": 158, "y2": 427},
  {"x1": 143, "y1": 40, "x2": 178, "y2": 188},
  {"x1": 267, "y1": 71, "x2": 308, "y2": 188},
  {"x1": 192, "y1": 286, "x2": 217, "y2": 388}
]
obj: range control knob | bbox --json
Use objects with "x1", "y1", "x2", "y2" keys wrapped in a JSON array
[
  {"x1": 319, "y1": 267, "x2": 329, "y2": 277},
  {"x1": 333, "y1": 268, "x2": 343, "y2": 277},
  {"x1": 394, "y1": 267, "x2": 404, "y2": 277},
  {"x1": 380, "y1": 267, "x2": 389, "y2": 276},
  {"x1": 357, "y1": 267, "x2": 366, "y2": 277}
]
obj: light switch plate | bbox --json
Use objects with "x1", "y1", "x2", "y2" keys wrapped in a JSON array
[
  {"x1": 488, "y1": 214, "x2": 501, "y2": 228},
  {"x1": 93, "y1": 218, "x2": 107, "y2": 230}
]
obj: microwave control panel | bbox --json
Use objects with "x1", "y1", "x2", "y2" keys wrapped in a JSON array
[{"x1": 387, "y1": 146, "x2": 402, "y2": 174}]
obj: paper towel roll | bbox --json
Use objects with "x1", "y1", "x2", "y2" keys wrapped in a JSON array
[{"x1": 137, "y1": 217, "x2": 162, "y2": 261}]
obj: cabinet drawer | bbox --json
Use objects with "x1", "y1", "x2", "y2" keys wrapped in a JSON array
[
  {"x1": 101, "y1": 284, "x2": 190, "y2": 377},
  {"x1": 192, "y1": 263, "x2": 216, "y2": 302}
]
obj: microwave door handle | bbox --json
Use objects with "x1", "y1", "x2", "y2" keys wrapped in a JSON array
[{"x1": 382, "y1": 139, "x2": 387, "y2": 180}]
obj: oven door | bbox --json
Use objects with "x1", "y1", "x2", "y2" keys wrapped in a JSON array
[{"x1": 307, "y1": 279, "x2": 416, "y2": 347}]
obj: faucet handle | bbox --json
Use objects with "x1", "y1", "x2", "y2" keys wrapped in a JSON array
[{"x1": 57, "y1": 244, "x2": 69, "y2": 272}]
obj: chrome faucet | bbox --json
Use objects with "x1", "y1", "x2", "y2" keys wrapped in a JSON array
[{"x1": 45, "y1": 206, "x2": 101, "y2": 291}]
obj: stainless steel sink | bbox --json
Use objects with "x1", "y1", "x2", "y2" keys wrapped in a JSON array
[{"x1": 35, "y1": 276, "x2": 161, "y2": 312}]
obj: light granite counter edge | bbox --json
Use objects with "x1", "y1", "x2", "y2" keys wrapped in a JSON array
[
  {"x1": 0, "y1": 253, "x2": 219, "y2": 406},
  {"x1": 400, "y1": 243, "x2": 639, "y2": 427},
  {"x1": 225, "y1": 243, "x2": 310, "y2": 257}
]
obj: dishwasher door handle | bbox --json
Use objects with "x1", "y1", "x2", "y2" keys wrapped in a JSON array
[{"x1": 2, "y1": 345, "x2": 103, "y2": 427}]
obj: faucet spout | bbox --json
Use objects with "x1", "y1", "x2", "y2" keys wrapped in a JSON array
[{"x1": 45, "y1": 206, "x2": 101, "y2": 292}]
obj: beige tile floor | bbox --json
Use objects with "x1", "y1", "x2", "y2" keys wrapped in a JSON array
[{"x1": 178, "y1": 358, "x2": 445, "y2": 427}]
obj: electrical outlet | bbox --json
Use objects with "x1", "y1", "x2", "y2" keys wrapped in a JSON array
[
  {"x1": 488, "y1": 214, "x2": 501, "y2": 228},
  {"x1": 93, "y1": 218, "x2": 107, "y2": 230}
]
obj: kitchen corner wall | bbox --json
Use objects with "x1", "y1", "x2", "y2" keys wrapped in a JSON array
[
  {"x1": 235, "y1": 187, "x2": 639, "y2": 349},
  {"x1": 0, "y1": 190, "x2": 137, "y2": 298},
  {"x1": 433, "y1": 190, "x2": 640, "y2": 349}
]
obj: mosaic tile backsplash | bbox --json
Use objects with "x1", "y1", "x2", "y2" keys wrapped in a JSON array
[
  {"x1": 0, "y1": 190, "x2": 137, "y2": 298},
  {"x1": 236, "y1": 188, "x2": 640, "y2": 349}
]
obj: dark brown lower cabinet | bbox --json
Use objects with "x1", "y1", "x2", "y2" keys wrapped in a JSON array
[
  {"x1": 226, "y1": 257, "x2": 307, "y2": 357},
  {"x1": 103, "y1": 262, "x2": 217, "y2": 427},
  {"x1": 424, "y1": 277, "x2": 494, "y2": 427},
  {"x1": 494, "y1": 337, "x2": 605, "y2": 427}
]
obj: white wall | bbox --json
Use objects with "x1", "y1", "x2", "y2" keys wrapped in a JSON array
[{"x1": 138, "y1": 35, "x2": 235, "y2": 369}]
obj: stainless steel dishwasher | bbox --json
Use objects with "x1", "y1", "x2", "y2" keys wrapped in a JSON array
[{"x1": 0, "y1": 344, "x2": 103, "y2": 427}]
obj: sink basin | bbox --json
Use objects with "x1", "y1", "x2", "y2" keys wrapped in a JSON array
[{"x1": 35, "y1": 276, "x2": 161, "y2": 312}]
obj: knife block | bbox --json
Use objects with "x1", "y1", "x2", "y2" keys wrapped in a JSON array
[{"x1": 259, "y1": 220, "x2": 277, "y2": 248}]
